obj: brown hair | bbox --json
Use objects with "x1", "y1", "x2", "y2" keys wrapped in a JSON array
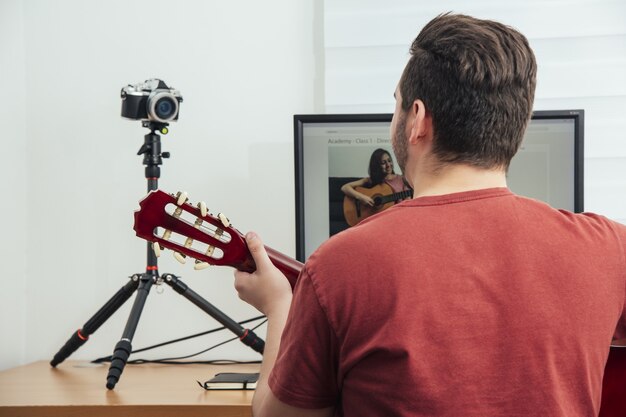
[
  {"x1": 400, "y1": 13, "x2": 537, "y2": 169},
  {"x1": 368, "y1": 148, "x2": 394, "y2": 185}
]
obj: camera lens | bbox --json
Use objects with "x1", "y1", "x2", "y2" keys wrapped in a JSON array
[
  {"x1": 148, "y1": 91, "x2": 179, "y2": 122},
  {"x1": 155, "y1": 98, "x2": 175, "y2": 119}
]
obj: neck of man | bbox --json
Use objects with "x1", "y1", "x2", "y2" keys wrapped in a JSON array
[{"x1": 407, "y1": 159, "x2": 508, "y2": 199}]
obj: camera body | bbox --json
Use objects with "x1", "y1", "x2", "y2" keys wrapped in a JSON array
[{"x1": 121, "y1": 79, "x2": 183, "y2": 123}]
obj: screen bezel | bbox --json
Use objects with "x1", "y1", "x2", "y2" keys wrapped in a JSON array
[{"x1": 294, "y1": 110, "x2": 584, "y2": 262}]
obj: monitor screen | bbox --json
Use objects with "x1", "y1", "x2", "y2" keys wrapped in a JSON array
[{"x1": 294, "y1": 110, "x2": 584, "y2": 261}]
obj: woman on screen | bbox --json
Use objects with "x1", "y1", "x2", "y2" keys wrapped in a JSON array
[{"x1": 341, "y1": 148, "x2": 412, "y2": 226}]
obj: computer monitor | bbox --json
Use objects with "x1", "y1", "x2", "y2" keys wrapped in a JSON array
[{"x1": 294, "y1": 110, "x2": 584, "y2": 261}]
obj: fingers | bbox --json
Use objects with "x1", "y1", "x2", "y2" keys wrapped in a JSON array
[
  {"x1": 233, "y1": 231, "x2": 293, "y2": 315},
  {"x1": 233, "y1": 270, "x2": 250, "y2": 299},
  {"x1": 359, "y1": 195, "x2": 375, "y2": 206},
  {"x1": 245, "y1": 231, "x2": 273, "y2": 272},
  {"x1": 233, "y1": 269, "x2": 250, "y2": 284}
]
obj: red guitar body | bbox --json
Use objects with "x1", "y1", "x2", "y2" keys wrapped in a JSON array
[{"x1": 600, "y1": 345, "x2": 626, "y2": 417}]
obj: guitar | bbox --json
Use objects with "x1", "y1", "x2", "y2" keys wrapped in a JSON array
[
  {"x1": 133, "y1": 189, "x2": 302, "y2": 289},
  {"x1": 133, "y1": 190, "x2": 623, "y2": 415},
  {"x1": 600, "y1": 343, "x2": 626, "y2": 417},
  {"x1": 343, "y1": 183, "x2": 413, "y2": 226}
]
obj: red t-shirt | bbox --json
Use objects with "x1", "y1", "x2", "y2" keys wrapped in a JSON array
[{"x1": 269, "y1": 188, "x2": 626, "y2": 416}]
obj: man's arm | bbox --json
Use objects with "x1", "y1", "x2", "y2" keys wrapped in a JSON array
[{"x1": 234, "y1": 232, "x2": 334, "y2": 417}]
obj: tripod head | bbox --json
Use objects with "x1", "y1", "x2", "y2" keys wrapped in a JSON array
[
  {"x1": 136, "y1": 121, "x2": 171, "y2": 182},
  {"x1": 142, "y1": 120, "x2": 170, "y2": 135}
]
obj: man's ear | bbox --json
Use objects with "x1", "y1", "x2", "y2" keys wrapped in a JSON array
[{"x1": 408, "y1": 99, "x2": 430, "y2": 144}]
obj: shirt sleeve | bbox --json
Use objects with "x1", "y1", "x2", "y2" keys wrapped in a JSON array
[{"x1": 268, "y1": 265, "x2": 340, "y2": 409}]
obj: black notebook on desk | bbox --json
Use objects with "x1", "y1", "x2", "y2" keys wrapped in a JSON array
[{"x1": 198, "y1": 372, "x2": 259, "y2": 390}]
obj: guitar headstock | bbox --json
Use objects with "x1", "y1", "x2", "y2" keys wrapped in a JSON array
[
  {"x1": 134, "y1": 190, "x2": 255, "y2": 272},
  {"x1": 133, "y1": 190, "x2": 302, "y2": 289}
]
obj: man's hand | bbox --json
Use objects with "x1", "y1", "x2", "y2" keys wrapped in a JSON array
[
  {"x1": 234, "y1": 232, "x2": 293, "y2": 317},
  {"x1": 358, "y1": 193, "x2": 376, "y2": 207},
  {"x1": 233, "y1": 232, "x2": 335, "y2": 417}
]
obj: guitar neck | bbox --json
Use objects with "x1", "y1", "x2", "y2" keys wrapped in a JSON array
[
  {"x1": 265, "y1": 247, "x2": 303, "y2": 289},
  {"x1": 226, "y1": 245, "x2": 303, "y2": 290},
  {"x1": 379, "y1": 189, "x2": 413, "y2": 205}
]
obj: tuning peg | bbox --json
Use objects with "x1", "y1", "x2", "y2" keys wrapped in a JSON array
[
  {"x1": 218, "y1": 213, "x2": 230, "y2": 227},
  {"x1": 193, "y1": 217, "x2": 203, "y2": 229},
  {"x1": 198, "y1": 201, "x2": 208, "y2": 217},
  {"x1": 173, "y1": 251, "x2": 186, "y2": 264},
  {"x1": 176, "y1": 191, "x2": 188, "y2": 206},
  {"x1": 206, "y1": 245, "x2": 215, "y2": 257},
  {"x1": 152, "y1": 242, "x2": 162, "y2": 257},
  {"x1": 194, "y1": 260, "x2": 210, "y2": 270}
]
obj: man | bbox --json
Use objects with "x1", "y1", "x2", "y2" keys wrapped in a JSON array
[{"x1": 234, "y1": 13, "x2": 626, "y2": 417}]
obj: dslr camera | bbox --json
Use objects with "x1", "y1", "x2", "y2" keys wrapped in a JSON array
[{"x1": 121, "y1": 79, "x2": 183, "y2": 123}]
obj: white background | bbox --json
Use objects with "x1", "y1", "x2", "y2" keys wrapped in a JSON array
[
  {"x1": 1, "y1": 0, "x2": 625, "y2": 371},
  {"x1": 0, "y1": 0, "x2": 322, "y2": 371}
]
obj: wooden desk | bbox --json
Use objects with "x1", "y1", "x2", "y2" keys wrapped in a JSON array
[{"x1": 0, "y1": 360, "x2": 259, "y2": 417}]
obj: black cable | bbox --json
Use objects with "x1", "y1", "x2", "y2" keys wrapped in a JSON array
[
  {"x1": 127, "y1": 317, "x2": 268, "y2": 364},
  {"x1": 129, "y1": 336, "x2": 240, "y2": 363},
  {"x1": 92, "y1": 315, "x2": 267, "y2": 364}
]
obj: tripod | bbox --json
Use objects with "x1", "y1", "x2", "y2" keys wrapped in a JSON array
[{"x1": 50, "y1": 121, "x2": 265, "y2": 389}]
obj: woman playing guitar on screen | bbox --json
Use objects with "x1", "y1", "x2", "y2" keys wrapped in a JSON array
[{"x1": 341, "y1": 148, "x2": 413, "y2": 226}]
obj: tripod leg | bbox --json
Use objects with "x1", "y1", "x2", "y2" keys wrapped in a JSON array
[
  {"x1": 106, "y1": 273, "x2": 154, "y2": 390},
  {"x1": 163, "y1": 273, "x2": 265, "y2": 354},
  {"x1": 50, "y1": 277, "x2": 140, "y2": 367}
]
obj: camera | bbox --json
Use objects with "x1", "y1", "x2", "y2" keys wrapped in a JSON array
[{"x1": 120, "y1": 79, "x2": 183, "y2": 123}]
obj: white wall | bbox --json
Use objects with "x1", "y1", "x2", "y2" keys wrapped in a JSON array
[
  {"x1": 0, "y1": 0, "x2": 321, "y2": 371},
  {"x1": 324, "y1": 0, "x2": 626, "y2": 223},
  {"x1": 3, "y1": 0, "x2": 625, "y2": 373},
  {"x1": 0, "y1": 0, "x2": 28, "y2": 371}
]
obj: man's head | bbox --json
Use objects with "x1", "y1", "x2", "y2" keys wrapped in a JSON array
[{"x1": 392, "y1": 13, "x2": 537, "y2": 173}]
